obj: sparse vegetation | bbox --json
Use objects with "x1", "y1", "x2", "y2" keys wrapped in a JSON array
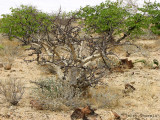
[
  {"x1": 32, "y1": 77, "x2": 86, "y2": 111},
  {"x1": 32, "y1": 77, "x2": 121, "y2": 110},
  {"x1": 0, "y1": 78, "x2": 25, "y2": 105},
  {"x1": 0, "y1": 44, "x2": 3, "y2": 49},
  {"x1": 0, "y1": 0, "x2": 159, "y2": 119},
  {"x1": 21, "y1": 1, "x2": 153, "y2": 105},
  {"x1": 134, "y1": 59, "x2": 159, "y2": 69}
]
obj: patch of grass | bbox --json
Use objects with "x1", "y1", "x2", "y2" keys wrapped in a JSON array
[
  {"x1": 0, "y1": 44, "x2": 4, "y2": 49},
  {"x1": 22, "y1": 45, "x2": 31, "y2": 49},
  {"x1": 0, "y1": 38, "x2": 23, "y2": 63},
  {"x1": 134, "y1": 59, "x2": 146, "y2": 64},
  {"x1": 134, "y1": 59, "x2": 159, "y2": 69}
]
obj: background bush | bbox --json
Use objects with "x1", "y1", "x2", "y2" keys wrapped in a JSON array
[
  {"x1": 0, "y1": 5, "x2": 53, "y2": 44},
  {"x1": 140, "y1": 1, "x2": 160, "y2": 35},
  {"x1": 75, "y1": 0, "x2": 149, "y2": 42}
]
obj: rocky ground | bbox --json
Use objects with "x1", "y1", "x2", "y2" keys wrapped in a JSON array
[{"x1": 0, "y1": 36, "x2": 160, "y2": 120}]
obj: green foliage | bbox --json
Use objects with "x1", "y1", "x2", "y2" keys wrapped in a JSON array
[
  {"x1": 76, "y1": 1, "x2": 128, "y2": 34},
  {"x1": 140, "y1": 1, "x2": 160, "y2": 35},
  {"x1": 125, "y1": 13, "x2": 148, "y2": 36},
  {"x1": 134, "y1": 59, "x2": 146, "y2": 64},
  {"x1": 134, "y1": 59, "x2": 159, "y2": 69},
  {"x1": 0, "y1": 44, "x2": 4, "y2": 49},
  {"x1": 75, "y1": 0, "x2": 148, "y2": 40},
  {"x1": 0, "y1": 5, "x2": 53, "y2": 44}
]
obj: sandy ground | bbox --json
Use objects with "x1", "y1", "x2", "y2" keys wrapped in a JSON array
[{"x1": 0, "y1": 38, "x2": 160, "y2": 120}]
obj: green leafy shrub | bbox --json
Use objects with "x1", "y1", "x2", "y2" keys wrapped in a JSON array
[
  {"x1": 140, "y1": 1, "x2": 160, "y2": 35},
  {"x1": 0, "y1": 5, "x2": 53, "y2": 44},
  {"x1": 75, "y1": 0, "x2": 148, "y2": 42}
]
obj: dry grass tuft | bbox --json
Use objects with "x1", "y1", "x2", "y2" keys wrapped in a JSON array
[
  {"x1": 86, "y1": 85, "x2": 121, "y2": 109},
  {"x1": 32, "y1": 76, "x2": 123, "y2": 111},
  {"x1": 0, "y1": 35, "x2": 23, "y2": 64},
  {"x1": 31, "y1": 77, "x2": 87, "y2": 111},
  {"x1": 0, "y1": 78, "x2": 25, "y2": 105}
]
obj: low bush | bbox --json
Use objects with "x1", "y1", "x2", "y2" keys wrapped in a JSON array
[
  {"x1": 32, "y1": 77, "x2": 87, "y2": 111},
  {"x1": 32, "y1": 77, "x2": 122, "y2": 111},
  {"x1": 0, "y1": 5, "x2": 53, "y2": 44},
  {"x1": 0, "y1": 78, "x2": 25, "y2": 105}
]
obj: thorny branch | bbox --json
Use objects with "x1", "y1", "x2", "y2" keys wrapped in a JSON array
[{"x1": 24, "y1": 10, "x2": 138, "y2": 93}]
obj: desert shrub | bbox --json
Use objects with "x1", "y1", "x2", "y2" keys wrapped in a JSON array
[
  {"x1": 75, "y1": 0, "x2": 149, "y2": 42},
  {"x1": 1, "y1": 0, "x2": 155, "y2": 111},
  {"x1": 0, "y1": 78, "x2": 25, "y2": 105},
  {"x1": 32, "y1": 77, "x2": 88, "y2": 111},
  {"x1": 26, "y1": 1, "x2": 152, "y2": 110},
  {"x1": 32, "y1": 77, "x2": 122, "y2": 110},
  {"x1": 140, "y1": 1, "x2": 160, "y2": 35},
  {"x1": 0, "y1": 5, "x2": 53, "y2": 44}
]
